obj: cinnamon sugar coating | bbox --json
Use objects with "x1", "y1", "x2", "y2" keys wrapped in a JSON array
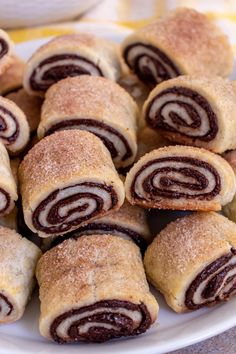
[
  {"x1": 20, "y1": 130, "x2": 121, "y2": 196},
  {"x1": 38, "y1": 75, "x2": 138, "y2": 168},
  {"x1": 36, "y1": 234, "x2": 158, "y2": 340},
  {"x1": 122, "y1": 8, "x2": 233, "y2": 78},
  {"x1": 23, "y1": 33, "x2": 122, "y2": 97},
  {"x1": 144, "y1": 212, "x2": 236, "y2": 312},
  {"x1": 19, "y1": 130, "x2": 125, "y2": 237},
  {"x1": 40, "y1": 75, "x2": 137, "y2": 127}
]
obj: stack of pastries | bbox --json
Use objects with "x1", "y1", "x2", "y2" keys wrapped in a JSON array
[{"x1": 0, "y1": 6, "x2": 236, "y2": 345}]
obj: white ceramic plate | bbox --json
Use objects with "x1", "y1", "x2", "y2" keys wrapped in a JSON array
[
  {"x1": 1, "y1": 23, "x2": 235, "y2": 354},
  {"x1": 0, "y1": 0, "x2": 102, "y2": 29}
]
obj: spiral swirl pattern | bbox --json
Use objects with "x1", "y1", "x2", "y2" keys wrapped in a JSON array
[
  {"x1": 50, "y1": 300, "x2": 151, "y2": 343},
  {"x1": 0, "y1": 106, "x2": 19, "y2": 144},
  {"x1": 185, "y1": 249, "x2": 236, "y2": 310},
  {"x1": 123, "y1": 43, "x2": 180, "y2": 87},
  {"x1": 29, "y1": 54, "x2": 103, "y2": 92},
  {"x1": 146, "y1": 87, "x2": 218, "y2": 141},
  {"x1": 131, "y1": 157, "x2": 220, "y2": 202},
  {"x1": 32, "y1": 182, "x2": 118, "y2": 234}
]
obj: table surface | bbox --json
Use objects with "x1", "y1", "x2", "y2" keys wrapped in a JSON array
[{"x1": 169, "y1": 326, "x2": 236, "y2": 354}]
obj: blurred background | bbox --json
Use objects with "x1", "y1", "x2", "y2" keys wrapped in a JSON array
[{"x1": 2, "y1": 0, "x2": 236, "y2": 53}]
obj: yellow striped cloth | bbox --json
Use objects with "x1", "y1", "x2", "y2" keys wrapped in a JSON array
[{"x1": 7, "y1": 0, "x2": 236, "y2": 53}]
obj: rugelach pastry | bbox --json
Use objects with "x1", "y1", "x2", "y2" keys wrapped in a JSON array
[
  {"x1": 6, "y1": 89, "x2": 43, "y2": 134},
  {"x1": 143, "y1": 76, "x2": 236, "y2": 153},
  {"x1": 0, "y1": 29, "x2": 14, "y2": 75},
  {"x1": 19, "y1": 130, "x2": 125, "y2": 237},
  {"x1": 0, "y1": 56, "x2": 25, "y2": 95},
  {"x1": 0, "y1": 142, "x2": 17, "y2": 215},
  {"x1": 23, "y1": 33, "x2": 122, "y2": 97},
  {"x1": 0, "y1": 226, "x2": 41, "y2": 323},
  {"x1": 0, "y1": 96, "x2": 30, "y2": 154},
  {"x1": 37, "y1": 76, "x2": 138, "y2": 168},
  {"x1": 122, "y1": 8, "x2": 233, "y2": 87},
  {"x1": 223, "y1": 150, "x2": 236, "y2": 222},
  {"x1": 36, "y1": 235, "x2": 158, "y2": 343},
  {"x1": 52, "y1": 200, "x2": 151, "y2": 252},
  {"x1": 125, "y1": 145, "x2": 236, "y2": 211},
  {"x1": 144, "y1": 212, "x2": 236, "y2": 312}
]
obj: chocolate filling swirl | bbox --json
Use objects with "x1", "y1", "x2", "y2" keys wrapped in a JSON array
[
  {"x1": 0, "y1": 293, "x2": 13, "y2": 318},
  {"x1": 32, "y1": 182, "x2": 118, "y2": 234},
  {"x1": 29, "y1": 54, "x2": 103, "y2": 92},
  {"x1": 146, "y1": 87, "x2": 218, "y2": 142},
  {"x1": 0, "y1": 39, "x2": 8, "y2": 59},
  {"x1": 45, "y1": 119, "x2": 133, "y2": 164},
  {"x1": 50, "y1": 300, "x2": 151, "y2": 343},
  {"x1": 123, "y1": 43, "x2": 180, "y2": 87},
  {"x1": 131, "y1": 157, "x2": 221, "y2": 201},
  {"x1": 0, "y1": 106, "x2": 19, "y2": 144},
  {"x1": 185, "y1": 249, "x2": 236, "y2": 310}
]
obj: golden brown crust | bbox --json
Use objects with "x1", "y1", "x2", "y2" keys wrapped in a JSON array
[
  {"x1": 23, "y1": 33, "x2": 122, "y2": 97},
  {"x1": 38, "y1": 75, "x2": 138, "y2": 168},
  {"x1": 122, "y1": 8, "x2": 233, "y2": 79},
  {"x1": 40, "y1": 75, "x2": 137, "y2": 128},
  {"x1": 144, "y1": 212, "x2": 236, "y2": 312},
  {"x1": 6, "y1": 89, "x2": 43, "y2": 133},
  {"x1": 19, "y1": 130, "x2": 125, "y2": 237},
  {"x1": 36, "y1": 234, "x2": 158, "y2": 340},
  {"x1": 32, "y1": 33, "x2": 118, "y2": 60},
  {"x1": 20, "y1": 130, "x2": 120, "y2": 200}
]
